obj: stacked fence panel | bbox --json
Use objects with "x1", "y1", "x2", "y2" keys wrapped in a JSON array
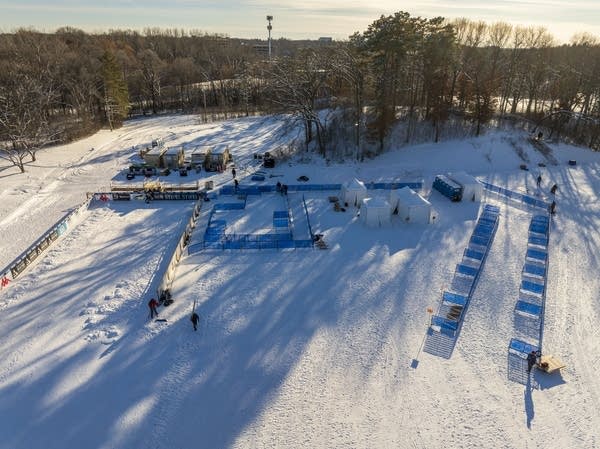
[
  {"x1": 424, "y1": 204, "x2": 500, "y2": 358},
  {"x1": 508, "y1": 214, "x2": 550, "y2": 384}
]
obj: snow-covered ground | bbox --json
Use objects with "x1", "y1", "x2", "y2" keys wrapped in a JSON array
[{"x1": 1, "y1": 114, "x2": 599, "y2": 449}]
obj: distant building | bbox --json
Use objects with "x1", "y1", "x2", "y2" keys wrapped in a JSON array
[
  {"x1": 318, "y1": 37, "x2": 333, "y2": 43},
  {"x1": 253, "y1": 44, "x2": 270, "y2": 56}
]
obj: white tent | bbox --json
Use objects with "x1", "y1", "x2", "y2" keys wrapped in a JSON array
[
  {"x1": 449, "y1": 172, "x2": 483, "y2": 202},
  {"x1": 390, "y1": 187, "x2": 433, "y2": 224},
  {"x1": 361, "y1": 197, "x2": 391, "y2": 227},
  {"x1": 342, "y1": 178, "x2": 368, "y2": 207}
]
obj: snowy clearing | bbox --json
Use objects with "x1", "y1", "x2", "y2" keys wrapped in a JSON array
[{"x1": 1, "y1": 114, "x2": 599, "y2": 448}]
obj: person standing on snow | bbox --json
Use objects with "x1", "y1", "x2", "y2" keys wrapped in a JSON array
[
  {"x1": 148, "y1": 298, "x2": 159, "y2": 319},
  {"x1": 232, "y1": 167, "x2": 236, "y2": 178},
  {"x1": 550, "y1": 183, "x2": 558, "y2": 195},
  {"x1": 527, "y1": 350, "x2": 538, "y2": 372},
  {"x1": 536, "y1": 174, "x2": 542, "y2": 188},
  {"x1": 190, "y1": 312, "x2": 200, "y2": 331}
]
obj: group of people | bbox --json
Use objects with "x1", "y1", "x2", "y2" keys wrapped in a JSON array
[
  {"x1": 147, "y1": 297, "x2": 200, "y2": 331},
  {"x1": 527, "y1": 350, "x2": 541, "y2": 373},
  {"x1": 536, "y1": 174, "x2": 558, "y2": 215},
  {"x1": 276, "y1": 181, "x2": 288, "y2": 195}
]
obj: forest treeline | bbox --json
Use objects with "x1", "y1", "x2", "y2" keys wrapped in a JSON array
[{"x1": 2, "y1": 12, "x2": 600, "y2": 171}]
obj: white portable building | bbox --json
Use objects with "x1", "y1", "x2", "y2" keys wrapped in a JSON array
[
  {"x1": 163, "y1": 146, "x2": 185, "y2": 169},
  {"x1": 143, "y1": 146, "x2": 166, "y2": 168},
  {"x1": 361, "y1": 197, "x2": 391, "y2": 227},
  {"x1": 190, "y1": 145, "x2": 212, "y2": 168},
  {"x1": 390, "y1": 186, "x2": 433, "y2": 224},
  {"x1": 342, "y1": 178, "x2": 368, "y2": 207},
  {"x1": 448, "y1": 172, "x2": 483, "y2": 202}
]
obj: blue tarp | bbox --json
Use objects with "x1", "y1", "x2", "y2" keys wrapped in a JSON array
[{"x1": 515, "y1": 300, "x2": 542, "y2": 318}]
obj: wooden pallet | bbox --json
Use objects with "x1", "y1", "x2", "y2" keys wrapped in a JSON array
[{"x1": 538, "y1": 355, "x2": 565, "y2": 373}]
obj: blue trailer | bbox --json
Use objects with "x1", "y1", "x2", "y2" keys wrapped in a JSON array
[{"x1": 433, "y1": 175, "x2": 463, "y2": 201}]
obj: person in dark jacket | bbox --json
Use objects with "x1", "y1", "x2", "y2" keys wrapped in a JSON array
[
  {"x1": 527, "y1": 350, "x2": 538, "y2": 372},
  {"x1": 550, "y1": 183, "x2": 558, "y2": 195},
  {"x1": 148, "y1": 298, "x2": 159, "y2": 319},
  {"x1": 550, "y1": 200, "x2": 556, "y2": 215},
  {"x1": 536, "y1": 174, "x2": 542, "y2": 187},
  {"x1": 232, "y1": 167, "x2": 236, "y2": 178},
  {"x1": 190, "y1": 312, "x2": 200, "y2": 331}
]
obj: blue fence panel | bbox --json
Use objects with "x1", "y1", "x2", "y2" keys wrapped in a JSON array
[
  {"x1": 515, "y1": 300, "x2": 542, "y2": 318},
  {"x1": 509, "y1": 338, "x2": 539, "y2": 357},
  {"x1": 431, "y1": 315, "x2": 459, "y2": 332},
  {"x1": 214, "y1": 202, "x2": 245, "y2": 210},
  {"x1": 532, "y1": 215, "x2": 549, "y2": 224},
  {"x1": 528, "y1": 235, "x2": 548, "y2": 247},
  {"x1": 529, "y1": 225, "x2": 548, "y2": 236},
  {"x1": 470, "y1": 235, "x2": 491, "y2": 247},
  {"x1": 483, "y1": 204, "x2": 500, "y2": 213},
  {"x1": 521, "y1": 280, "x2": 545, "y2": 296},
  {"x1": 295, "y1": 239, "x2": 314, "y2": 248},
  {"x1": 456, "y1": 264, "x2": 479, "y2": 277},
  {"x1": 526, "y1": 248, "x2": 547, "y2": 263},
  {"x1": 464, "y1": 248, "x2": 484, "y2": 261},
  {"x1": 523, "y1": 263, "x2": 546, "y2": 278},
  {"x1": 442, "y1": 291, "x2": 468, "y2": 306}
]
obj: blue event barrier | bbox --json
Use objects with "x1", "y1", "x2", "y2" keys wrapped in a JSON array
[
  {"x1": 521, "y1": 279, "x2": 545, "y2": 296},
  {"x1": 508, "y1": 338, "x2": 539, "y2": 357},
  {"x1": 456, "y1": 264, "x2": 479, "y2": 277},
  {"x1": 480, "y1": 181, "x2": 550, "y2": 210},
  {"x1": 515, "y1": 300, "x2": 542, "y2": 319},
  {"x1": 523, "y1": 263, "x2": 546, "y2": 278},
  {"x1": 526, "y1": 248, "x2": 547, "y2": 263},
  {"x1": 213, "y1": 202, "x2": 245, "y2": 210},
  {"x1": 528, "y1": 235, "x2": 548, "y2": 247},
  {"x1": 219, "y1": 182, "x2": 423, "y2": 196},
  {"x1": 464, "y1": 248, "x2": 484, "y2": 261},
  {"x1": 442, "y1": 291, "x2": 468, "y2": 306},
  {"x1": 427, "y1": 204, "x2": 500, "y2": 350}
]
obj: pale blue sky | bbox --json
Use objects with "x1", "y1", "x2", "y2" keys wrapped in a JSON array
[{"x1": 1, "y1": 0, "x2": 599, "y2": 42}]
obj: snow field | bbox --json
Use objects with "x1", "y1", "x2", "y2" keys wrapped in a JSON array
[{"x1": 2, "y1": 114, "x2": 600, "y2": 448}]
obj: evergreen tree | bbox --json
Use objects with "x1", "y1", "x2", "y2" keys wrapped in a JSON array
[{"x1": 101, "y1": 50, "x2": 129, "y2": 130}]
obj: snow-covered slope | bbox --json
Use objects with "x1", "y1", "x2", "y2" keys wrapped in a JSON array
[{"x1": 1, "y1": 114, "x2": 599, "y2": 449}]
